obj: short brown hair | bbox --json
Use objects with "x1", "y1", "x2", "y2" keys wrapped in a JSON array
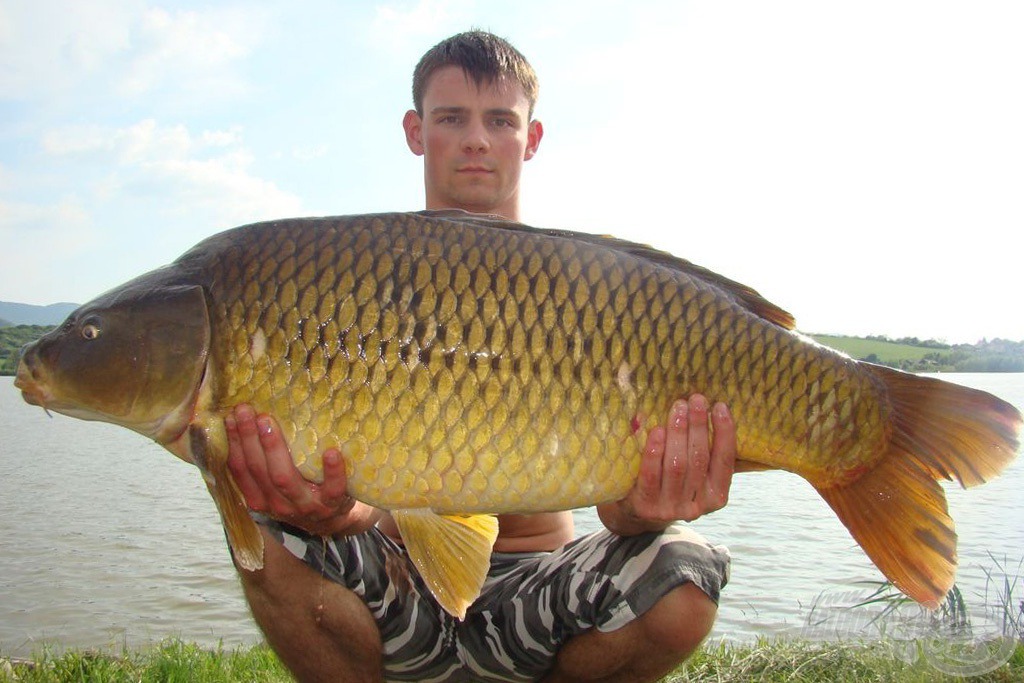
[{"x1": 412, "y1": 30, "x2": 539, "y2": 118}]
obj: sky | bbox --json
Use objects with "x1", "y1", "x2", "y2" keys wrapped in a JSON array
[{"x1": 1, "y1": 0, "x2": 1022, "y2": 343}]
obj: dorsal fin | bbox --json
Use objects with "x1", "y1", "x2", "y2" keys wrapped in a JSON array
[{"x1": 417, "y1": 210, "x2": 797, "y2": 331}]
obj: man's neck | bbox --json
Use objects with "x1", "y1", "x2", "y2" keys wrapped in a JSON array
[{"x1": 425, "y1": 199, "x2": 519, "y2": 222}]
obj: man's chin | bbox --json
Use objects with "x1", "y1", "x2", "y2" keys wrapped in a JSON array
[{"x1": 447, "y1": 190, "x2": 504, "y2": 215}]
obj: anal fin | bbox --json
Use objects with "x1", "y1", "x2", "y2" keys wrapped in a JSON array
[{"x1": 391, "y1": 510, "x2": 499, "y2": 620}]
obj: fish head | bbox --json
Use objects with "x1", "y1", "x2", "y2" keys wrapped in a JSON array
[{"x1": 15, "y1": 283, "x2": 211, "y2": 445}]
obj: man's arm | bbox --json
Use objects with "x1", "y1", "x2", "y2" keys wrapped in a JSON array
[
  {"x1": 597, "y1": 395, "x2": 736, "y2": 536},
  {"x1": 225, "y1": 405, "x2": 382, "y2": 537}
]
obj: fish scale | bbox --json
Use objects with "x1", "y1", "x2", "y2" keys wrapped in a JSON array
[{"x1": 16, "y1": 210, "x2": 1020, "y2": 618}]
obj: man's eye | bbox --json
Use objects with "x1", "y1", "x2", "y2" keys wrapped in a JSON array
[{"x1": 439, "y1": 115, "x2": 461, "y2": 124}]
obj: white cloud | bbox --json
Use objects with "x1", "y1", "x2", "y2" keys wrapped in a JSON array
[
  {"x1": 291, "y1": 144, "x2": 328, "y2": 161},
  {"x1": 145, "y1": 153, "x2": 305, "y2": 225},
  {"x1": 0, "y1": 1, "x2": 267, "y2": 103},
  {"x1": 41, "y1": 119, "x2": 304, "y2": 226},
  {"x1": 370, "y1": 0, "x2": 474, "y2": 48},
  {"x1": 0, "y1": 198, "x2": 98, "y2": 303},
  {"x1": 117, "y1": 6, "x2": 265, "y2": 99},
  {"x1": 201, "y1": 127, "x2": 243, "y2": 148},
  {"x1": 0, "y1": 162, "x2": 13, "y2": 191},
  {"x1": 0, "y1": 0, "x2": 137, "y2": 98},
  {"x1": 4, "y1": 118, "x2": 304, "y2": 303},
  {"x1": 42, "y1": 119, "x2": 191, "y2": 164},
  {"x1": 0, "y1": 197, "x2": 92, "y2": 239}
]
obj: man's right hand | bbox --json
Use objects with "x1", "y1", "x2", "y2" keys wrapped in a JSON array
[{"x1": 225, "y1": 404, "x2": 382, "y2": 537}]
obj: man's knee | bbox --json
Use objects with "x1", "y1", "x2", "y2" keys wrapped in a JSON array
[
  {"x1": 234, "y1": 529, "x2": 376, "y2": 639},
  {"x1": 642, "y1": 582, "x2": 718, "y2": 657},
  {"x1": 234, "y1": 528, "x2": 309, "y2": 608},
  {"x1": 234, "y1": 529, "x2": 384, "y2": 681}
]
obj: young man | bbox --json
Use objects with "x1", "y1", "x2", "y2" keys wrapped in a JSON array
[{"x1": 226, "y1": 31, "x2": 734, "y2": 683}]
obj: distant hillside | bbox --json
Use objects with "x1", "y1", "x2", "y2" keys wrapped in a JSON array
[
  {"x1": 812, "y1": 334, "x2": 1024, "y2": 372},
  {"x1": 0, "y1": 301, "x2": 79, "y2": 327},
  {"x1": 1, "y1": 325, "x2": 53, "y2": 375}
]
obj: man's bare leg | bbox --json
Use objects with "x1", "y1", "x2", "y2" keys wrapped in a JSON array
[
  {"x1": 235, "y1": 528, "x2": 384, "y2": 683},
  {"x1": 543, "y1": 583, "x2": 717, "y2": 683}
]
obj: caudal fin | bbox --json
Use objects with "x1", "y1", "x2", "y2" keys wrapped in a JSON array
[{"x1": 815, "y1": 365, "x2": 1021, "y2": 607}]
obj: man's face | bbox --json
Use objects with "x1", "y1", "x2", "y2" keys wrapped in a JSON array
[{"x1": 404, "y1": 65, "x2": 542, "y2": 220}]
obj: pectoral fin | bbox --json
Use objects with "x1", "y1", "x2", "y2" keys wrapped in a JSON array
[
  {"x1": 189, "y1": 421, "x2": 265, "y2": 571},
  {"x1": 391, "y1": 509, "x2": 499, "y2": 620}
]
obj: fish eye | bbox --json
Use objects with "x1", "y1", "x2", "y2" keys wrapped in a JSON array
[{"x1": 81, "y1": 321, "x2": 101, "y2": 340}]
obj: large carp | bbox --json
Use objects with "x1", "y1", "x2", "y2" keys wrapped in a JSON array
[{"x1": 15, "y1": 210, "x2": 1021, "y2": 618}]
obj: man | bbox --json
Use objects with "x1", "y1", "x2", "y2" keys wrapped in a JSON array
[{"x1": 226, "y1": 31, "x2": 734, "y2": 682}]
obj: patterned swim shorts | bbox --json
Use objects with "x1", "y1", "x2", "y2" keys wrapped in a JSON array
[{"x1": 259, "y1": 519, "x2": 730, "y2": 683}]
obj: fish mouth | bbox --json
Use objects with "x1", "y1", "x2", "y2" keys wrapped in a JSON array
[
  {"x1": 13, "y1": 364, "x2": 49, "y2": 408},
  {"x1": 14, "y1": 374, "x2": 48, "y2": 405}
]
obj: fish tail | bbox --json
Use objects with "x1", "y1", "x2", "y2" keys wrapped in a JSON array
[{"x1": 815, "y1": 365, "x2": 1021, "y2": 607}]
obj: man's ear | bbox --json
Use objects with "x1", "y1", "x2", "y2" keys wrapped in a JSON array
[
  {"x1": 524, "y1": 119, "x2": 543, "y2": 161},
  {"x1": 403, "y1": 110, "x2": 425, "y2": 156}
]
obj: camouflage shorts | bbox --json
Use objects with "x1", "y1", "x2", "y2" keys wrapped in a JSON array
[{"x1": 259, "y1": 519, "x2": 730, "y2": 683}]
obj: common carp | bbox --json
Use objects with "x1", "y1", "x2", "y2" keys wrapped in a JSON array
[{"x1": 15, "y1": 210, "x2": 1021, "y2": 618}]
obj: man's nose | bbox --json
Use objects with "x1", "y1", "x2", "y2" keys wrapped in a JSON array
[{"x1": 461, "y1": 121, "x2": 490, "y2": 153}]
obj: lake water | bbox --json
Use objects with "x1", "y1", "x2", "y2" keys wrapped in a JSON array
[{"x1": 1, "y1": 374, "x2": 1022, "y2": 658}]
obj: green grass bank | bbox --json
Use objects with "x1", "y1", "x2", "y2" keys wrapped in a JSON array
[{"x1": 2, "y1": 638, "x2": 1021, "y2": 682}]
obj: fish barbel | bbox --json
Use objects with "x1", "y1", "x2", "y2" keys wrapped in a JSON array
[{"x1": 15, "y1": 210, "x2": 1021, "y2": 618}]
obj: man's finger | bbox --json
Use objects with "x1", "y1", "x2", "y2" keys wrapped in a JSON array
[
  {"x1": 705, "y1": 401, "x2": 736, "y2": 511},
  {"x1": 634, "y1": 426, "x2": 666, "y2": 512},
  {"x1": 661, "y1": 399, "x2": 689, "y2": 501},
  {"x1": 233, "y1": 404, "x2": 276, "y2": 497},
  {"x1": 317, "y1": 448, "x2": 352, "y2": 511},
  {"x1": 258, "y1": 414, "x2": 316, "y2": 511},
  {"x1": 225, "y1": 411, "x2": 267, "y2": 511},
  {"x1": 681, "y1": 394, "x2": 710, "y2": 506}
]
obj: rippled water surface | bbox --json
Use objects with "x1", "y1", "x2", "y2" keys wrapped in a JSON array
[{"x1": 2, "y1": 374, "x2": 1022, "y2": 656}]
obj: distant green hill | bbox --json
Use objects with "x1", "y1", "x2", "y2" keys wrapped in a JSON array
[
  {"x1": 0, "y1": 301, "x2": 78, "y2": 326},
  {"x1": 812, "y1": 334, "x2": 1024, "y2": 372},
  {"x1": 812, "y1": 335, "x2": 941, "y2": 364},
  {"x1": 1, "y1": 325, "x2": 53, "y2": 375}
]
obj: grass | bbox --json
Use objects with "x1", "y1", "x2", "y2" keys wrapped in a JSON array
[
  {"x1": 0, "y1": 640, "x2": 292, "y2": 683},
  {"x1": 2, "y1": 638, "x2": 1021, "y2": 682},
  {"x1": 675, "y1": 638, "x2": 1024, "y2": 682},
  {"x1": 5, "y1": 562, "x2": 1021, "y2": 681}
]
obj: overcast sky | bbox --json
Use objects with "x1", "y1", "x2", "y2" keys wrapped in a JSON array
[{"x1": 2, "y1": 0, "x2": 1021, "y2": 343}]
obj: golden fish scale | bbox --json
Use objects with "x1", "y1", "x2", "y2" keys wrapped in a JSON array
[{"x1": 206, "y1": 214, "x2": 887, "y2": 513}]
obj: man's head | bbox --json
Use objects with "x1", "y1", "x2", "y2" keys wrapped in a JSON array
[
  {"x1": 411, "y1": 30, "x2": 539, "y2": 120},
  {"x1": 404, "y1": 31, "x2": 543, "y2": 221}
]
